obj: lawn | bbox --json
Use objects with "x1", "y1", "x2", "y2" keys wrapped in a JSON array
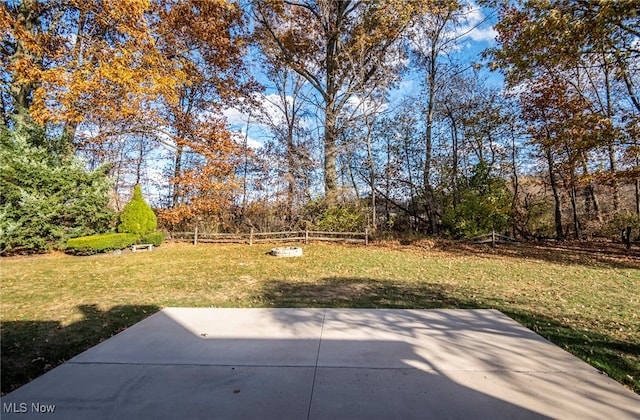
[{"x1": 1, "y1": 241, "x2": 639, "y2": 394}]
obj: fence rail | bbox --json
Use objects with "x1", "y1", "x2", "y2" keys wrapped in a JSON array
[
  {"x1": 471, "y1": 230, "x2": 518, "y2": 247},
  {"x1": 169, "y1": 228, "x2": 368, "y2": 246}
]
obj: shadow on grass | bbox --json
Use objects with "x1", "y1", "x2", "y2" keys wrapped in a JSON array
[
  {"x1": 501, "y1": 308, "x2": 640, "y2": 394},
  {"x1": 394, "y1": 238, "x2": 640, "y2": 270},
  {"x1": 261, "y1": 277, "x2": 639, "y2": 394},
  {"x1": 261, "y1": 277, "x2": 474, "y2": 309},
  {"x1": 1, "y1": 304, "x2": 160, "y2": 395}
]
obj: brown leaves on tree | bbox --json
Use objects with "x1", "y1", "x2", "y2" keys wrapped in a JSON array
[
  {"x1": 3, "y1": 0, "x2": 257, "y2": 227},
  {"x1": 3, "y1": 0, "x2": 183, "y2": 139}
]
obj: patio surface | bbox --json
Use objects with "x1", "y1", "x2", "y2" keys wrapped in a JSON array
[{"x1": 2, "y1": 308, "x2": 639, "y2": 419}]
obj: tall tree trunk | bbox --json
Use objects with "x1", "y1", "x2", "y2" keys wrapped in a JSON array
[
  {"x1": 423, "y1": 57, "x2": 438, "y2": 234},
  {"x1": 580, "y1": 152, "x2": 601, "y2": 222},
  {"x1": 345, "y1": 146, "x2": 360, "y2": 200},
  {"x1": 404, "y1": 127, "x2": 418, "y2": 230},
  {"x1": 135, "y1": 137, "x2": 145, "y2": 185},
  {"x1": 608, "y1": 144, "x2": 619, "y2": 211},
  {"x1": 286, "y1": 129, "x2": 296, "y2": 224},
  {"x1": 603, "y1": 56, "x2": 620, "y2": 211},
  {"x1": 10, "y1": 0, "x2": 40, "y2": 130},
  {"x1": 446, "y1": 105, "x2": 460, "y2": 208},
  {"x1": 636, "y1": 177, "x2": 640, "y2": 216},
  {"x1": 385, "y1": 133, "x2": 391, "y2": 225},
  {"x1": 324, "y1": 101, "x2": 338, "y2": 204},
  {"x1": 172, "y1": 144, "x2": 183, "y2": 208},
  {"x1": 570, "y1": 183, "x2": 580, "y2": 240},
  {"x1": 546, "y1": 146, "x2": 564, "y2": 240},
  {"x1": 510, "y1": 129, "x2": 520, "y2": 238},
  {"x1": 365, "y1": 121, "x2": 376, "y2": 231}
]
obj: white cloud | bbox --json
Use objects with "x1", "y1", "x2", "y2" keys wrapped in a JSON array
[
  {"x1": 144, "y1": 166, "x2": 166, "y2": 186},
  {"x1": 259, "y1": 93, "x2": 291, "y2": 127},
  {"x1": 224, "y1": 91, "x2": 317, "y2": 135},
  {"x1": 246, "y1": 135, "x2": 263, "y2": 149},
  {"x1": 76, "y1": 125, "x2": 100, "y2": 141},
  {"x1": 231, "y1": 130, "x2": 263, "y2": 149},
  {"x1": 344, "y1": 94, "x2": 387, "y2": 116},
  {"x1": 409, "y1": 1, "x2": 496, "y2": 55},
  {"x1": 223, "y1": 92, "x2": 290, "y2": 130},
  {"x1": 223, "y1": 107, "x2": 253, "y2": 127},
  {"x1": 456, "y1": 2, "x2": 497, "y2": 44},
  {"x1": 467, "y1": 26, "x2": 498, "y2": 43}
]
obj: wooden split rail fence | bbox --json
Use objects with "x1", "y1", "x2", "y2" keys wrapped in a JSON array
[
  {"x1": 471, "y1": 230, "x2": 519, "y2": 247},
  {"x1": 170, "y1": 228, "x2": 369, "y2": 246}
]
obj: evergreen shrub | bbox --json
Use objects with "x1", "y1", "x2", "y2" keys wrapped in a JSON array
[
  {"x1": 118, "y1": 185, "x2": 157, "y2": 235},
  {"x1": 140, "y1": 231, "x2": 165, "y2": 246},
  {"x1": 66, "y1": 233, "x2": 138, "y2": 255},
  {"x1": 1, "y1": 124, "x2": 116, "y2": 255}
]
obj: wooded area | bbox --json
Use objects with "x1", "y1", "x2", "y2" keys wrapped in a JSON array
[{"x1": 1, "y1": 0, "x2": 639, "y2": 254}]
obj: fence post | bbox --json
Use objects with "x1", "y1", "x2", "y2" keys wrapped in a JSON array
[
  {"x1": 365, "y1": 228, "x2": 369, "y2": 246},
  {"x1": 194, "y1": 226, "x2": 198, "y2": 246},
  {"x1": 305, "y1": 229, "x2": 309, "y2": 245},
  {"x1": 491, "y1": 229, "x2": 495, "y2": 248},
  {"x1": 249, "y1": 228, "x2": 254, "y2": 246}
]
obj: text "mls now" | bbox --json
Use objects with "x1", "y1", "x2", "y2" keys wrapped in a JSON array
[{"x1": 3, "y1": 402, "x2": 56, "y2": 414}]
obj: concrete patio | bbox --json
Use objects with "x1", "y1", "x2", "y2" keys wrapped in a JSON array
[{"x1": 2, "y1": 308, "x2": 639, "y2": 419}]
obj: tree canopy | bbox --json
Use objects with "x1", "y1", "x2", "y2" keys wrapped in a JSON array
[{"x1": 1, "y1": 0, "x2": 638, "y2": 246}]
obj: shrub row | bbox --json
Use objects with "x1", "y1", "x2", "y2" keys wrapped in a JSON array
[
  {"x1": 66, "y1": 233, "x2": 138, "y2": 255},
  {"x1": 66, "y1": 231, "x2": 165, "y2": 255},
  {"x1": 140, "y1": 231, "x2": 165, "y2": 247}
]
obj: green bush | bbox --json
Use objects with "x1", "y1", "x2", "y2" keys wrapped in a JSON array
[
  {"x1": 441, "y1": 162, "x2": 512, "y2": 239},
  {"x1": 315, "y1": 204, "x2": 366, "y2": 232},
  {"x1": 140, "y1": 231, "x2": 165, "y2": 246},
  {"x1": 601, "y1": 211, "x2": 640, "y2": 243},
  {"x1": 118, "y1": 185, "x2": 157, "y2": 235},
  {"x1": 1, "y1": 123, "x2": 116, "y2": 255},
  {"x1": 66, "y1": 233, "x2": 138, "y2": 255}
]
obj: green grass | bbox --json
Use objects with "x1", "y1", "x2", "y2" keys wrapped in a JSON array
[{"x1": 1, "y1": 241, "x2": 639, "y2": 394}]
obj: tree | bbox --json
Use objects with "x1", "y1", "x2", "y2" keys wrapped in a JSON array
[
  {"x1": 1, "y1": 0, "x2": 182, "y2": 140},
  {"x1": 431, "y1": 69, "x2": 522, "y2": 237},
  {"x1": 253, "y1": 0, "x2": 427, "y2": 203},
  {"x1": 409, "y1": 0, "x2": 467, "y2": 234},
  {"x1": 151, "y1": 0, "x2": 257, "y2": 211},
  {"x1": 605, "y1": 211, "x2": 640, "y2": 249},
  {"x1": 1, "y1": 0, "x2": 193, "y2": 218},
  {"x1": 371, "y1": 101, "x2": 426, "y2": 231},
  {"x1": 488, "y1": 0, "x2": 639, "y2": 226},
  {"x1": 254, "y1": 66, "x2": 315, "y2": 225},
  {"x1": 118, "y1": 184, "x2": 157, "y2": 236},
  {"x1": 0, "y1": 122, "x2": 115, "y2": 255},
  {"x1": 157, "y1": 120, "x2": 243, "y2": 229}
]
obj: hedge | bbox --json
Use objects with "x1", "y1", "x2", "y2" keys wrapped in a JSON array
[
  {"x1": 140, "y1": 231, "x2": 165, "y2": 247},
  {"x1": 66, "y1": 233, "x2": 138, "y2": 255}
]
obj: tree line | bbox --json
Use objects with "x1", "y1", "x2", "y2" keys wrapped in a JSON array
[{"x1": 1, "y1": 0, "x2": 638, "y2": 254}]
